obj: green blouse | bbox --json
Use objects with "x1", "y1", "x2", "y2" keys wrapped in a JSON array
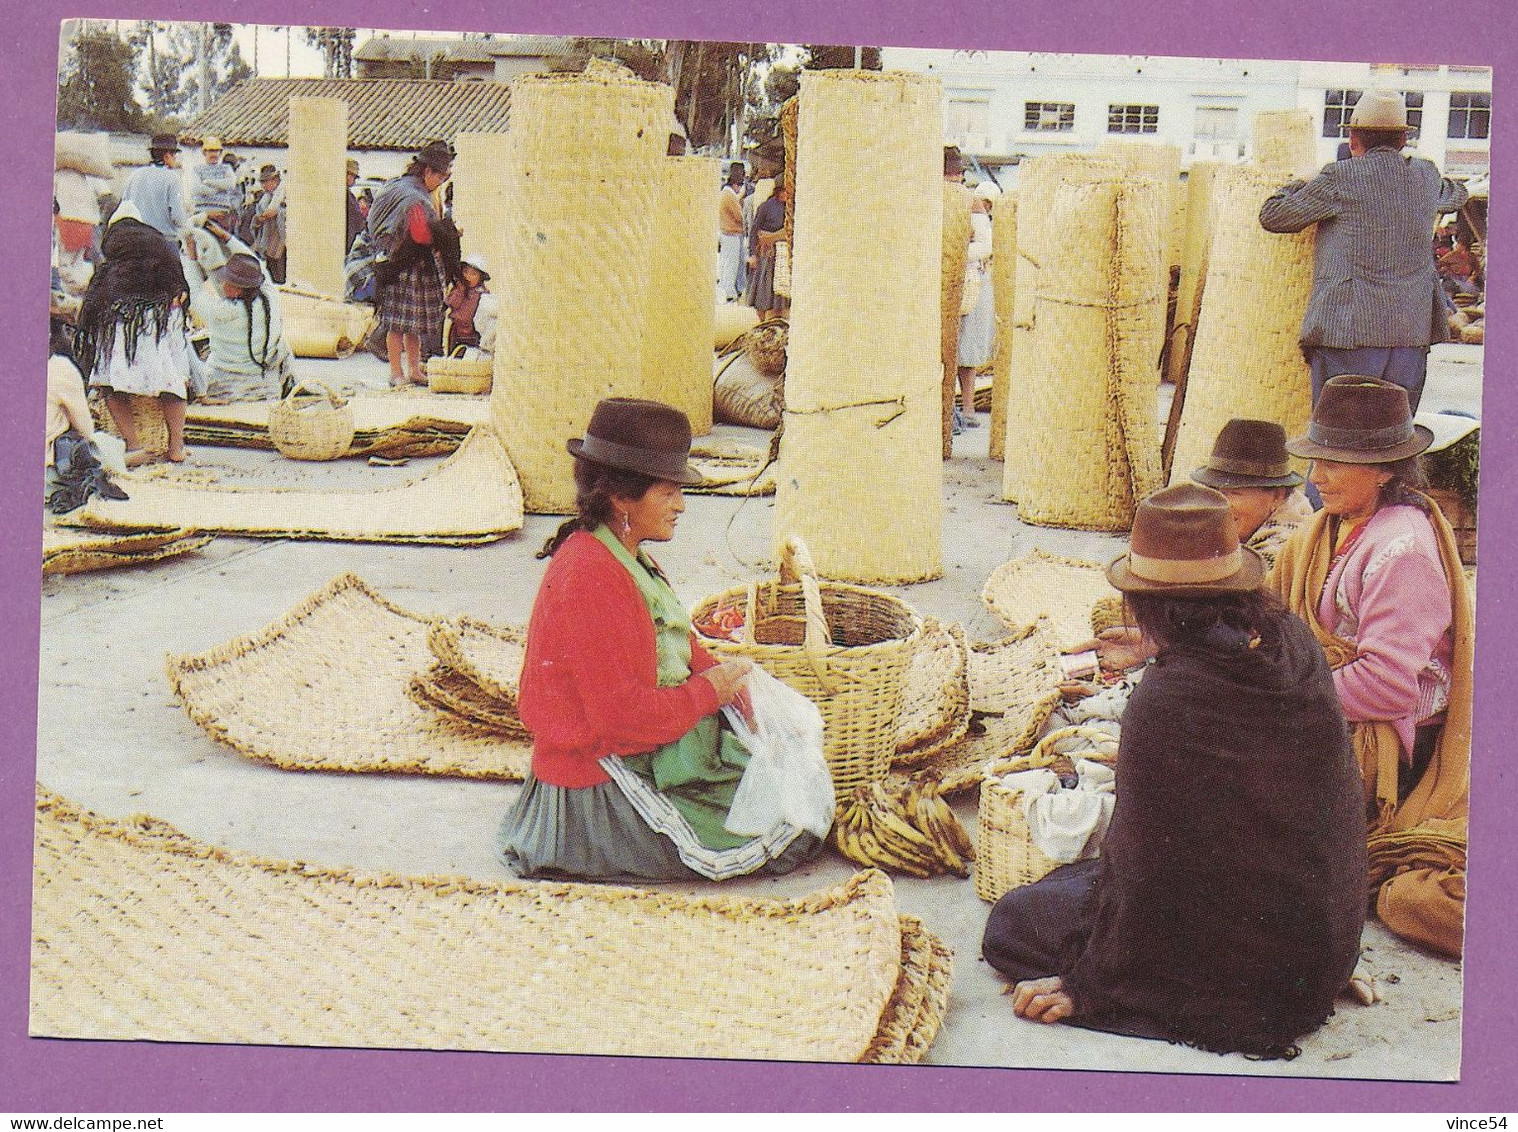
[{"x1": 592, "y1": 525, "x2": 751, "y2": 850}]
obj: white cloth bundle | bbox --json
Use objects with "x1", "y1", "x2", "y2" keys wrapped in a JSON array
[{"x1": 998, "y1": 758, "x2": 1116, "y2": 863}]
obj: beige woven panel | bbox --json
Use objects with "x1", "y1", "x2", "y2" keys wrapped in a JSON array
[
  {"x1": 68, "y1": 425, "x2": 523, "y2": 544},
  {"x1": 1252, "y1": 109, "x2": 1320, "y2": 179},
  {"x1": 892, "y1": 619, "x2": 970, "y2": 766},
  {"x1": 285, "y1": 98, "x2": 348, "y2": 298},
  {"x1": 773, "y1": 70, "x2": 944, "y2": 584},
  {"x1": 31, "y1": 792, "x2": 933, "y2": 1061},
  {"x1": 781, "y1": 95, "x2": 798, "y2": 233},
  {"x1": 940, "y1": 180, "x2": 973, "y2": 456},
  {"x1": 166, "y1": 574, "x2": 531, "y2": 780},
  {"x1": 1097, "y1": 139, "x2": 1182, "y2": 265},
  {"x1": 981, "y1": 548, "x2": 1117, "y2": 647},
  {"x1": 41, "y1": 526, "x2": 212, "y2": 575},
  {"x1": 1169, "y1": 166, "x2": 1314, "y2": 485},
  {"x1": 451, "y1": 132, "x2": 511, "y2": 292},
  {"x1": 1164, "y1": 160, "x2": 1220, "y2": 390},
  {"x1": 1019, "y1": 175, "x2": 1166, "y2": 531},
  {"x1": 1000, "y1": 155, "x2": 1118, "y2": 503},
  {"x1": 279, "y1": 288, "x2": 375, "y2": 359},
  {"x1": 643, "y1": 157, "x2": 719, "y2": 435},
  {"x1": 715, "y1": 302, "x2": 760, "y2": 348},
  {"x1": 988, "y1": 192, "x2": 1017, "y2": 461},
  {"x1": 491, "y1": 65, "x2": 668, "y2": 513}
]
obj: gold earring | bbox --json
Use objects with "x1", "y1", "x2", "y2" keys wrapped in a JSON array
[{"x1": 620, "y1": 512, "x2": 630, "y2": 536}]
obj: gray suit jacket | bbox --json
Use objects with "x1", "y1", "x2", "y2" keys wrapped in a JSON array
[{"x1": 1258, "y1": 148, "x2": 1467, "y2": 351}]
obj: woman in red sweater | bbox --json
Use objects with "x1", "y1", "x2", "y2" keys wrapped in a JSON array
[{"x1": 498, "y1": 398, "x2": 821, "y2": 882}]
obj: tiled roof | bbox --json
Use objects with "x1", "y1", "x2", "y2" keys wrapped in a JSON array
[
  {"x1": 182, "y1": 79, "x2": 513, "y2": 151},
  {"x1": 354, "y1": 35, "x2": 573, "y2": 63}
]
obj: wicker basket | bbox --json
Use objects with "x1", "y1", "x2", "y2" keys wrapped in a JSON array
[
  {"x1": 427, "y1": 347, "x2": 493, "y2": 395},
  {"x1": 690, "y1": 537, "x2": 922, "y2": 797},
  {"x1": 268, "y1": 379, "x2": 355, "y2": 462},
  {"x1": 973, "y1": 726, "x2": 1119, "y2": 903}
]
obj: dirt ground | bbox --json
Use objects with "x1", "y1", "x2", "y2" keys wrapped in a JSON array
[{"x1": 32, "y1": 343, "x2": 1481, "y2": 1078}]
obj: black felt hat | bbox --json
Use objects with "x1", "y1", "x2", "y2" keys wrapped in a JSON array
[{"x1": 566, "y1": 398, "x2": 703, "y2": 485}]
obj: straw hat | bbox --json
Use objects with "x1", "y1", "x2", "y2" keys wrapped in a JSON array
[
  {"x1": 566, "y1": 398, "x2": 704, "y2": 485},
  {"x1": 461, "y1": 253, "x2": 491, "y2": 281},
  {"x1": 1285, "y1": 375, "x2": 1433, "y2": 464},
  {"x1": 1349, "y1": 89, "x2": 1410, "y2": 132},
  {"x1": 1191, "y1": 419, "x2": 1304, "y2": 490},
  {"x1": 220, "y1": 253, "x2": 264, "y2": 291},
  {"x1": 346, "y1": 158, "x2": 360, "y2": 177},
  {"x1": 201, "y1": 136, "x2": 223, "y2": 152},
  {"x1": 1106, "y1": 484, "x2": 1265, "y2": 594}
]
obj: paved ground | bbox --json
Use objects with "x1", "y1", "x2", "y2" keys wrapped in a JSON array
[{"x1": 33, "y1": 343, "x2": 1481, "y2": 1077}]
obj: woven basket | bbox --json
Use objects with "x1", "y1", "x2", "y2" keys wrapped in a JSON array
[
  {"x1": 773, "y1": 239, "x2": 792, "y2": 299},
  {"x1": 974, "y1": 727, "x2": 1120, "y2": 903},
  {"x1": 96, "y1": 393, "x2": 170, "y2": 456},
  {"x1": 742, "y1": 320, "x2": 789, "y2": 377},
  {"x1": 268, "y1": 378, "x2": 355, "y2": 461},
  {"x1": 427, "y1": 347, "x2": 494, "y2": 395},
  {"x1": 690, "y1": 537, "x2": 922, "y2": 797}
]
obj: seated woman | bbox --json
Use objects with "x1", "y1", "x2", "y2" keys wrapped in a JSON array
[
  {"x1": 1270, "y1": 375, "x2": 1473, "y2": 959},
  {"x1": 498, "y1": 398, "x2": 821, "y2": 883},
  {"x1": 983, "y1": 484, "x2": 1367, "y2": 1058},
  {"x1": 189, "y1": 252, "x2": 294, "y2": 403}
]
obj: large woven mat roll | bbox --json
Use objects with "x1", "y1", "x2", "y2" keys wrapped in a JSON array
[
  {"x1": 1097, "y1": 139, "x2": 1182, "y2": 266},
  {"x1": 773, "y1": 70, "x2": 944, "y2": 584},
  {"x1": 285, "y1": 98, "x2": 348, "y2": 299},
  {"x1": 31, "y1": 791, "x2": 947, "y2": 1062},
  {"x1": 41, "y1": 526, "x2": 212, "y2": 576},
  {"x1": 167, "y1": 573, "x2": 531, "y2": 780},
  {"x1": 1018, "y1": 175, "x2": 1166, "y2": 531},
  {"x1": 491, "y1": 65, "x2": 669, "y2": 513},
  {"x1": 988, "y1": 191, "x2": 1017, "y2": 461},
  {"x1": 1252, "y1": 109, "x2": 1320, "y2": 179},
  {"x1": 1001, "y1": 155, "x2": 1118, "y2": 503},
  {"x1": 940, "y1": 180, "x2": 973, "y2": 457},
  {"x1": 1163, "y1": 160, "x2": 1220, "y2": 391},
  {"x1": 643, "y1": 156, "x2": 719, "y2": 435},
  {"x1": 1169, "y1": 166, "x2": 1314, "y2": 484},
  {"x1": 67, "y1": 425, "x2": 523, "y2": 545},
  {"x1": 715, "y1": 301, "x2": 760, "y2": 348},
  {"x1": 279, "y1": 287, "x2": 376, "y2": 360},
  {"x1": 451, "y1": 132, "x2": 511, "y2": 290}
]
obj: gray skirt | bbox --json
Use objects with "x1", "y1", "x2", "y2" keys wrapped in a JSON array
[{"x1": 498, "y1": 773, "x2": 820, "y2": 884}]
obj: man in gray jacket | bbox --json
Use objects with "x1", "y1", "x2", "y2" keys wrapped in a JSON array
[{"x1": 1259, "y1": 89, "x2": 1467, "y2": 411}]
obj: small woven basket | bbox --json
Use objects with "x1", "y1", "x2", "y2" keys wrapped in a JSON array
[
  {"x1": 691, "y1": 537, "x2": 922, "y2": 797},
  {"x1": 427, "y1": 347, "x2": 494, "y2": 395},
  {"x1": 772, "y1": 240, "x2": 792, "y2": 299},
  {"x1": 973, "y1": 726, "x2": 1119, "y2": 903},
  {"x1": 268, "y1": 378, "x2": 355, "y2": 461}
]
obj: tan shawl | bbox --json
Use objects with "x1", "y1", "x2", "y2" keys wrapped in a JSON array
[{"x1": 1268, "y1": 496, "x2": 1473, "y2": 957}]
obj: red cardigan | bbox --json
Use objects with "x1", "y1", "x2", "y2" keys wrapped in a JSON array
[{"x1": 517, "y1": 529, "x2": 720, "y2": 788}]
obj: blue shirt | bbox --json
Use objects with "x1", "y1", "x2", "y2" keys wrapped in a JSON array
[{"x1": 122, "y1": 163, "x2": 188, "y2": 240}]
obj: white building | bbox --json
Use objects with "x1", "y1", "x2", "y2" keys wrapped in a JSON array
[{"x1": 882, "y1": 48, "x2": 1491, "y2": 181}]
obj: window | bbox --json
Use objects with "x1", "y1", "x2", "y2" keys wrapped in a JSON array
[
  {"x1": 1193, "y1": 106, "x2": 1240, "y2": 141},
  {"x1": 1323, "y1": 89, "x2": 1362, "y2": 138},
  {"x1": 1403, "y1": 91, "x2": 1424, "y2": 136},
  {"x1": 946, "y1": 97, "x2": 991, "y2": 145},
  {"x1": 1024, "y1": 100, "x2": 1075, "y2": 132},
  {"x1": 1108, "y1": 103, "x2": 1159, "y2": 133},
  {"x1": 1449, "y1": 91, "x2": 1491, "y2": 139}
]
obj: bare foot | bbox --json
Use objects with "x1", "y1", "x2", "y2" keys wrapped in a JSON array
[
  {"x1": 167, "y1": 449, "x2": 190, "y2": 464},
  {"x1": 124, "y1": 449, "x2": 153, "y2": 469}
]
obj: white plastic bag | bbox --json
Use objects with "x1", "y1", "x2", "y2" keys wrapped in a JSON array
[{"x1": 722, "y1": 667, "x2": 835, "y2": 839}]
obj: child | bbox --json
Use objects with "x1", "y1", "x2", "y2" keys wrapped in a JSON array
[{"x1": 444, "y1": 253, "x2": 495, "y2": 352}]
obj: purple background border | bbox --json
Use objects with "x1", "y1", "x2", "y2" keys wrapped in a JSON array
[{"x1": 3, "y1": 0, "x2": 1513, "y2": 1113}]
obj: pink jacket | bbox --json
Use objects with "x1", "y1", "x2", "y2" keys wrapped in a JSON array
[{"x1": 1318, "y1": 503, "x2": 1454, "y2": 758}]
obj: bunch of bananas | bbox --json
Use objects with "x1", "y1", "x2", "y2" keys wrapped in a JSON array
[{"x1": 829, "y1": 776, "x2": 974, "y2": 878}]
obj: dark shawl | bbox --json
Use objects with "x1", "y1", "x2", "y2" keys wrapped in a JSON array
[
  {"x1": 74, "y1": 218, "x2": 190, "y2": 382},
  {"x1": 1060, "y1": 607, "x2": 1367, "y2": 1057}
]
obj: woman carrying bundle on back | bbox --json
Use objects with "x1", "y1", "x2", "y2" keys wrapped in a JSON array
[{"x1": 498, "y1": 398, "x2": 821, "y2": 883}]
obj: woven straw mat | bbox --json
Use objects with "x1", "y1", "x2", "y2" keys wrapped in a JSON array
[
  {"x1": 31, "y1": 791, "x2": 948, "y2": 1063},
  {"x1": 892, "y1": 619, "x2": 971, "y2": 767},
  {"x1": 988, "y1": 191, "x2": 1017, "y2": 460},
  {"x1": 774, "y1": 70, "x2": 943, "y2": 584},
  {"x1": 1164, "y1": 161, "x2": 1219, "y2": 390},
  {"x1": 407, "y1": 665, "x2": 530, "y2": 741},
  {"x1": 286, "y1": 98, "x2": 348, "y2": 299},
  {"x1": 42, "y1": 525, "x2": 213, "y2": 576},
  {"x1": 66, "y1": 424, "x2": 523, "y2": 545},
  {"x1": 886, "y1": 619, "x2": 1065, "y2": 796},
  {"x1": 643, "y1": 157, "x2": 719, "y2": 435},
  {"x1": 167, "y1": 573, "x2": 531, "y2": 781},
  {"x1": 982, "y1": 549, "x2": 1119, "y2": 648},
  {"x1": 687, "y1": 439, "x2": 777, "y2": 496},
  {"x1": 427, "y1": 616, "x2": 525, "y2": 708},
  {"x1": 1169, "y1": 165, "x2": 1313, "y2": 485},
  {"x1": 1252, "y1": 109, "x2": 1319, "y2": 179}
]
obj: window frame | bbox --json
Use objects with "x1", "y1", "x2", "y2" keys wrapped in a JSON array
[
  {"x1": 1023, "y1": 100, "x2": 1076, "y2": 133},
  {"x1": 1107, "y1": 102, "x2": 1160, "y2": 134}
]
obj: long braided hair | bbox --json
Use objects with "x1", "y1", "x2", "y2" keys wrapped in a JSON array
[
  {"x1": 538, "y1": 458, "x2": 658, "y2": 559},
  {"x1": 231, "y1": 283, "x2": 277, "y2": 372}
]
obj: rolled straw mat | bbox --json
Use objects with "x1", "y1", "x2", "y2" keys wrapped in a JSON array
[
  {"x1": 981, "y1": 548, "x2": 1118, "y2": 648},
  {"x1": 31, "y1": 791, "x2": 948, "y2": 1063},
  {"x1": 186, "y1": 395, "x2": 488, "y2": 458},
  {"x1": 166, "y1": 573, "x2": 531, "y2": 781},
  {"x1": 42, "y1": 526, "x2": 212, "y2": 576},
  {"x1": 893, "y1": 619, "x2": 970, "y2": 767},
  {"x1": 407, "y1": 665, "x2": 530, "y2": 741},
  {"x1": 67, "y1": 425, "x2": 523, "y2": 545},
  {"x1": 687, "y1": 439, "x2": 777, "y2": 497},
  {"x1": 427, "y1": 616, "x2": 525, "y2": 709}
]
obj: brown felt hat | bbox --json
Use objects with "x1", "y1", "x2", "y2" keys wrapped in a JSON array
[
  {"x1": 1285, "y1": 375, "x2": 1433, "y2": 463},
  {"x1": 1107, "y1": 484, "x2": 1265, "y2": 595},
  {"x1": 944, "y1": 146, "x2": 965, "y2": 176},
  {"x1": 1191, "y1": 418, "x2": 1304, "y2": 490},
  {"x1": 567, "y1": 398, "x2": 704, "y2": 485},
  {"x1": 149, "y1": 133, "x2": 181, "y2": 153},
  {"x1": 220, "y1": 253, "x2": 264, "y2": 291}
]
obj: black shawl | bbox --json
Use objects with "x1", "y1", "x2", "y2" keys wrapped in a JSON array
[
  {"x1": 74, "y1": 218, "x2": 190, "y2": 382},
  {"x1": 1060, "y1": 607, "x2": 1367, "y2": 1057}
]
